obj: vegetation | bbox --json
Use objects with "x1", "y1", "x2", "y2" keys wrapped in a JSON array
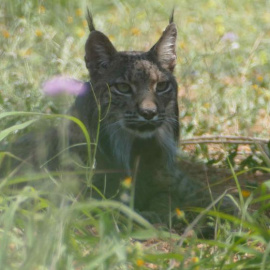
[{"x1": 0, "y1": 0, "x2": 270, "y2": 269}]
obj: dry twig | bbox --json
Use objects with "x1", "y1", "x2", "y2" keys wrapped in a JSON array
[{"x1": 181, "y1": 135, "x2": 269, "y2": 145}]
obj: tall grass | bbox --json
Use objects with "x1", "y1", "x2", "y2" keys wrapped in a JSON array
[{"x1": 0, "y1": 0, "x2": 270, "y2": 269}]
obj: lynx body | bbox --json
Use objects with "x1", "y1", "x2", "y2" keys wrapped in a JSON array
[{"x1": 67, "y1": 12, "x2": 195, "y2": 216}]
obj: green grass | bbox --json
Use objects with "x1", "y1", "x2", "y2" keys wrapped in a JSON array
[{"x1": 1, "y1": 0, "x2": 270, "y2": 269}]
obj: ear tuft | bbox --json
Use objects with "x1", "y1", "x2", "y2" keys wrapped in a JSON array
[
  {"x1": 169, "y1": 8, "x2": 174, "y2": 24},
  {"x1": 86, "y1": 8, "x2": 95, "y2": 32},
  {"x1": 150, "y1": 23, "x2": 177, "y2": 72},
  {"x1": 84, "y1": 12, "x2": 117, "y2": 75}
]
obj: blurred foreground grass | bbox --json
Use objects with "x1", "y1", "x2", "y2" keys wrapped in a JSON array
[{"x1": 1, "y1": 0, "x2": 270, "y2": 269}]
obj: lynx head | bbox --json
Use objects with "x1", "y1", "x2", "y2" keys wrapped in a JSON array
[{"x1": 84, "y1": 10, "x2": 179, "y2": 170}]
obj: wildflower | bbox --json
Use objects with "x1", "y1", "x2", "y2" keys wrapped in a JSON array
[
  {"x1": 241, "y1": 190, "x2": 251, "y2": 198},
  {"x1": 221, "y1": 32, "x2": 238, "y2": 43},
  {"x1": 179, "y1": 41, "x2": 186, "y2": 49},
  {"x1": 38, "y1": 5, "x2": 46, "y2": 14},
  {"x1": 43, "y1": 76, "x2": 87, "y2": 96},
  {"x1": 108, "y1": 35, "x2": 115, "y2": 42},
  {"x1": 67, "y1": 16, "x2": 73, "y2": 24},
  {"x1": 82, "y1": 19, "x2": 88, "y2": 28},
  {"x1": 252, "y1": 84, "x2": 263, "y2": 94},
  {"x1": 191, "y1": 257, "x2": 200, "y2": 270},
  {"x1": 136, "y1": 259, "x2": 144, "y2": 267},
  {"x1": 192, "y1": 257, "x2": 199, "y2": 263},
  {"x1": 2, "y1": 30, "x2": 10, "y2": 38},
  {"x1": 216, "y1": 25, "x2": 225, "y2": 36},
  {"x1": 25, "y1": 48, "x2": 32, "y2": 55},
  {"x1": 120, "y1": 192, "x2": 130, "y2": 203},
  {"x1": 175, "y1": 208, "x2": 185, "y2": 219},
  {"x1": 256, "y1": 75, "x2": 264, "y2": 82},
  {"x1": 35, "y1": 29, "x2": 43, "y2": 37},
  {"x1": 131, "y1": 27, "x2": 141, "y2": 36},
  {"x1": 76, "y1": 28, "x2": 85, "y2": 38},
  {"x1": 122, "y1": 176, "x2": 132, "y2": 189},
  {"x1": 76, "y1": 8, "x2": 83, "y2": 17},
  {"x1": 19, "y1": 48, "x2": 32, "y2": 58},
  {"x1": 215, "y1": 16, "x2": 225, "y2": 36},
  {"x1": 231, "y1": 42, "x2": 240, "y2": 50}
]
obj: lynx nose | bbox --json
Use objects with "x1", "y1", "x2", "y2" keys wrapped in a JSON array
[
  {"x1": 139, "y1": 107, "x2": 157, "y2": 120},
  {"x1": 138, "y1": 95, "x2": 158, "y2": 120}
]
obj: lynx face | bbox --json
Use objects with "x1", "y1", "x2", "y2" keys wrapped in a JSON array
[
  {"x1": 96, "y1": 55, "x2": 178, "y2": 139},
  {"x1": 82, "y1": 12, "x2": 179, "y2": 169}
]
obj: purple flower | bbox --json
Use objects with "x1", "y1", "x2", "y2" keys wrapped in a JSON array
[
  {"x1": 221, "y1": 32, "x2": 238, "y2": 42},
  {"x1": 43, "y1": 76, "x2": 87, "y2": 96}
]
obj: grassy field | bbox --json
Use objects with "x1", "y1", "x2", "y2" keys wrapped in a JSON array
[{"x1": 1, "y1": 0, "x2": 270, "y2": 269}]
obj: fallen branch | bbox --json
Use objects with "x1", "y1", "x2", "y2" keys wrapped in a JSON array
[{"x1": 181, "y1": 135, "x2": 269, "y2": 145}]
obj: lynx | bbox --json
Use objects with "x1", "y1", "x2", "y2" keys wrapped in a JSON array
[
  {"x1": 67, "y1": 11, "x2": 199, "y2": 220},
  {"x1": 1, "y1": 11, "x2": 206, "y2": 225}
]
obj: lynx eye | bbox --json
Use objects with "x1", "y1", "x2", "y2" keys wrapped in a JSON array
[
  {"x1": 156, "y1": 81, "x2": 170, "y2": 94},
  {"x1": 113, "y1": 83, "x2": 132, "y2": 95}
]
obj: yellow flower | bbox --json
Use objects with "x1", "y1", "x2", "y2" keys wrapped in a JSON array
[
  {"x1": 252, "y1": 84, "x2": 263, "y2": 94},
  {"x1": 252, "y1": 84, "x2": 259, "y2": 90},
  {"x1": 241, "y1": 190, "x2": 251, "y2": 198},
  {"x1": 38, "y1": 5, "x2": 46, "y2": 14},
  {"x1": 67, "y1": 16, "x2": 73, "y2": 24},
  {"x1": 75, "y1": 28, "x2": 85, "y2": 38},
  {"x1": 215, "y1": 16, "x2": 225, "y2": 36},
  {"x1": 35, "y1": 29, "x2": 43, "y2": 37},
  {"x1": 256, "y1": 75, "x2": 264, "y2": 82},
  {"x1": 25, "y1": 48, "x2": 32, "y2": 55},
  {"x1": 191, "y1": 257, "x2": 200, "y2": 270},
  {"x1": 82, "y1": 19, "x2": 88, "y2": 28},
  {"x1": 108, "y1": 35, "x2": 115, "y2": 42},
  {"x1": 216, "y1": 24, "x2": 225, "y2": 36},
  {"x1": 131, "y1": 27, "x2": 141, "y2": 36},
  {"x1": 136, "y1": 259, "x2": 144, "y2": 267},
  {"x1": 179, "y1": 41, "x2": 186, "y2": 49},
  {"x1": 2, "y1": 30, "x2": 10, "y2": 38},
  {"x1": 122, "y1": 176, "x2": 132, "y2": 189},
  {"x1": 76, "y1": 8, "x2": 83, "y2": 17},
  {"x1": 19, "y1": 48, "x2": 32, "y2": 57},
  {"x1": 175, "y1": 208, "x2": 185, "y2": 219}
]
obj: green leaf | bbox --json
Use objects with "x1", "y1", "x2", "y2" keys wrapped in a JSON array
[{"x1": 0, "y1": 119, "x2": 37, "y2": 142}]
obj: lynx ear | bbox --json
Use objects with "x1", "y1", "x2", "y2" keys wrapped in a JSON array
[
  {"x1": 84, "y1": 10, "x2": 117, "y2": 74},
  {"x1": 85, "y1": 32, "x2": 117, "y2": 72},
  {"x1": 150, "y1": 23, "x2": 177, "y2": 72}
]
